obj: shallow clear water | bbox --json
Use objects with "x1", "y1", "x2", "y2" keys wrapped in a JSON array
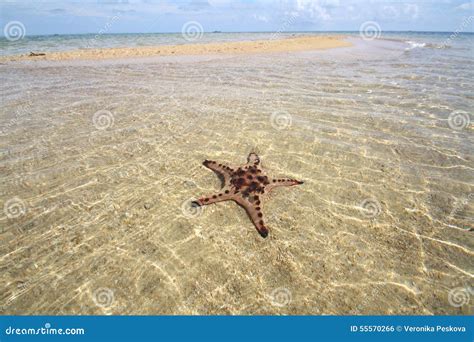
[{"x1": 0, "y1": 33, "x2": 473, "y2": 315}]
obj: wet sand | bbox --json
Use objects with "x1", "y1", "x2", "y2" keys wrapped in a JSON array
[
  {"x1": 0, "y1": 35, "x2": 351, "y2": 62},
  {"x1": 0, "y1": 37, "x2": 472, "y2": 315}
]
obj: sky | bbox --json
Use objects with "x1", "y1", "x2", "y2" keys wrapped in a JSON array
[{"x1": 0, "y1": 0, "x2": 473, "y2": 36}]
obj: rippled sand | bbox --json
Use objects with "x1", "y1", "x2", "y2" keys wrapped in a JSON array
[{"x1": 0, "y1": 37, "x2": 473, "y2": 315}]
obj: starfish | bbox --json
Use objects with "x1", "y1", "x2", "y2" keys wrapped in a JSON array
[{"x1": 192, "y1": 153, "x2": 303, "y2": 238}]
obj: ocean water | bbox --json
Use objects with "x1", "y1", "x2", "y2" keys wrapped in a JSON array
[
  {"x1": 1, "y1": 31, "x2": 472, "y2": 56},
  {"x1": 0, "y1": 32, "x2": 473, "y2": 315}
]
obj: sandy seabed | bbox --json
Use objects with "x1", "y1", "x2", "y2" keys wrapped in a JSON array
[{"x1": 0, "y1": 36, "x2": 472, "y2": 315}]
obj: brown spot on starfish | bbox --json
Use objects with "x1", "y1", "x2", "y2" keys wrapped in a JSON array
[{"x1": 192, "y1": 153, "x2": 303, "y2": 238}]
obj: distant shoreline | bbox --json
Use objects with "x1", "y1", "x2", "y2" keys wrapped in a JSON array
[{"x1": 0, "y1": 35, "x2": 351, "y2": 62}]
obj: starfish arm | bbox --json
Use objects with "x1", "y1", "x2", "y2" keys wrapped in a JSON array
[
  {"x1": 246, "y1": 152, "x2": 260, "y2": 166},
  {"x1": 193, "y1": 192, "x2": 233, "y2": 206},
  {"x1": 267, "y1": 178, "x2": 304, "y2": 192},
  {"x1": 234, "y1": 197, "x2": 269, "y2": 238},
  {"x1": 203, "y1": 160, "x2": 234, "y2": 182}
]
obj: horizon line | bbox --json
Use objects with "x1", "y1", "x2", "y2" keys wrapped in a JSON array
[{"x1": 2, "y1": 30, "x2": 474, "y2": 38}]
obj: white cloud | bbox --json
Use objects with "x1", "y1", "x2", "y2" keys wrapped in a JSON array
[
  {"x1": 295, "y1": 0, "x2": 332, "y2": 21},
  {"x1": 456, "y1": 2, "x2": 474, "y2": 11},
  {"x1": 404, "y1": 4, "x2": 419, "y2": 19},
  {"x1": 253, "y1": 14, "x2": 269, "y2": 22},
  {"x1": 381, "y1": 5, "x2": 399, "y2": 19},
  {"x1": 208, "y1": 0, "x2": 232, "y2": 6}
]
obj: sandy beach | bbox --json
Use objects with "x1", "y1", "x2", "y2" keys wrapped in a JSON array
[
  {"x1": 0, "y1": 35, "x2": 351, "y2": 61},
  {"x1": 1, "y1": 33, "x2": 473, "y2": 316}
]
